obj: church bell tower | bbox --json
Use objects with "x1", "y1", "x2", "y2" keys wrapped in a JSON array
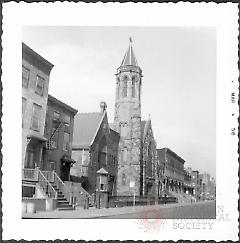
[{"x1": 114, "y1": 39, "x2": 142, "y2": 196}]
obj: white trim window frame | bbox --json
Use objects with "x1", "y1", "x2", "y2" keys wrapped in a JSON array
[
  {"x1": 31, "y1": 103, "x2": 42, "y2": 131},
  {"x1": 35, "y1": 75, "x2": 45, "y2": 96},
  {"x1": 22, "y1": 65, "x2": 30, "y2": 88}
]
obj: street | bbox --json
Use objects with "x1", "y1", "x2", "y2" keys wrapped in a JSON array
[
  {"x1": 23, "y1": 200, "x2": 216, "y2": 219},
  {"x1": 99, "y1": 200, "x2": 216, "y2": 219}
]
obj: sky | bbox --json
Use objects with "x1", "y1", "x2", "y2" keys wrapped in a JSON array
[{"x1": 23, "y1": 26, "x2": 216, "y2": 177}]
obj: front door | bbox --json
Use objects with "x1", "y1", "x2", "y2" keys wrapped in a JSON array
[
  {"x1": 24, "y1": 149, "x2": 37, "y2": 168},
  {"x1": 61, "y1": 162, "x2": 70, "y2": 181}
]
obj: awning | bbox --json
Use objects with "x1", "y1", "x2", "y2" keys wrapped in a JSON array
[
  {"x1": 27, "y1": 134, "x2": 47, "y2": 142},
  {"x1": 61, "y1": 155, "x2": 76, "y2": 164}
]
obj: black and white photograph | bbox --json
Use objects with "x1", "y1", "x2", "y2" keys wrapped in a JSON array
[
  {"x1": 21, "y1": 26, "x2": 216, "y2": 219},
  {"x1": 1, "y1": 2, "x2": 239, "y2": 241}
]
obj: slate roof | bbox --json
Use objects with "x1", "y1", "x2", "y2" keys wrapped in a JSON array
[
  {"x1": 121, "y1": 44, "x2": 138, "y2": 67},
  {"x1": 73, "y1": 112, "x2": 104, "y2": 148}
]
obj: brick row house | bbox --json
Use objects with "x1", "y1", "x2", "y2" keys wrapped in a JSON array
[
  {"x1": 156, "y1": 148, "x2": 192, "y2": 203},
  {"x1": 22, "y1": 43, "x2": 87, "y2": 212},
  {"x1": 22, "y1": 43, "x2": 54, "y2": 170},
  {"x1": 42, "y1": 94, "x2": 78, "y2": 181}
]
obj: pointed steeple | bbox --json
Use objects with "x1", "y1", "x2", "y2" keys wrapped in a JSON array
[{"x1": 120, "y1": 37, "x2": 138, "y2": 67}]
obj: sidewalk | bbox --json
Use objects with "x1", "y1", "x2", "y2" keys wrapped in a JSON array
[{"x1": 22, "y1": 201, "x2": 209, "y2": 219}]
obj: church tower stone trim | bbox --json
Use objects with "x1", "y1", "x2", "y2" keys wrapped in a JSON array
[{"x1": 114, "y1": 40, "x2": 143, "y2": 196}]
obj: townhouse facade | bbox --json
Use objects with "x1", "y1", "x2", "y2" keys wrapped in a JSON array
[
  {"x1": 42, "y1": 94, "x2": 78, "y2": 181},
  {"x1": 22, "y1": 42, "x2": 54, "y2": 169}
]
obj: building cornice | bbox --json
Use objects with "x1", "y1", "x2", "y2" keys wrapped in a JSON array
[
  {"x1": 22, "y1": 42, "x2": 54, "y2": 76},
  {"x1": 48, "y1": 94, "x2": 78, "y2": 115}
]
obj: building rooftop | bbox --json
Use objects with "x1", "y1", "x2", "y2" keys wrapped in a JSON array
[
  {"x1": 22, "y1": 42, "x2": 54, "y2": 75},
  {"x1": 157, "y1": 147, "x2": 186, "y2": 164},
  {"x1": 73, "y1": 112, "x2": 104, "y2": 148},
  {"x1": 120, "y1": 43, "x2": 138, "y2": 67},
  {"x1": 48, "y1": 94, "x2": 78, "y2": 114}
]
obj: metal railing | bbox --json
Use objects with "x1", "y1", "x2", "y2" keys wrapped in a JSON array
[
  {"x1": 22, "y1": 168, "x2": 38, "y2": 181},
  {"x1": 41, "y1": 170, "x2": 54, "y2": 183},
  {"x1": 52, "y1": 171, "x2": 74, "y2": 205},
  {"x1": 38, "y1": 169, "x2": 57, "y2": 199}
]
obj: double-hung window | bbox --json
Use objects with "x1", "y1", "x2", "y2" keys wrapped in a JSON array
[
  {"x1": 53, "y1": 111, "x2": 60, "y2": 121},
  {"x1": 22, "y1": 97, "x2": 27, "y2": 127},
  {"x1": 63, "y1": 132, "x2": 70, "y2": 151},
  {"x1": 31, "y1": 103, "x2": 41, "y2": 131},
  {"x1": 22, "y1": 66, "x2": 30, "y2": 88},
  {"x1": 35, "y1": 75, "x2": 45, "y2": 96},
  {"x1": 64, "y1": 114, "x2": 71, "y2": 126}
]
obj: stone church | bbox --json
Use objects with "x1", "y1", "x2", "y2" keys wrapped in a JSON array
[
  {"x1": 72, "y1": 40, "x2": 158, "y2": 199},
  {"x1": 113, "y1": 41, "x2": 157, "y2": 197}
]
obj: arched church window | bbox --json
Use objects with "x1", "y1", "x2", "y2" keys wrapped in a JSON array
[
  {"x1": 139, "y1": 82, "x2": 141, "y2": 100},
  {"x1": 147, "y1": 142, "x2": 153, "y2": 177},
  {"x1": 121, "y1": 123, "x2": 127, "y2": 137},
  {"x1": 123, "y1": 147, "x2": 128, "y2": 162},
  {"x1": 122, "y1": 173, "x2": 126, "y2": 186},
  {"x1": 132, "y1": 76, "x2": 136, "y2": 97},
  {"x1": 122, "y1": 75, "x2": 128, "y2": 97},
  {"x1": 116, "y1": 77, "x2": 120, "y2": 99}
]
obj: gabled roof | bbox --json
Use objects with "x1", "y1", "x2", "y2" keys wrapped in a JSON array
[
  {"x1": 97, "y1": 168, "x2": 109, "y2": 175},
  {"x1": 121, "y1": 44, "x2": 138, "y2": 67},
  {"x1": 108, "y1": 123, "x2": 115, "y2": 131},
  {"x1": 141, "y1": 118, "x2": 152, "y2": 139},
  {"x1": 73, "y1": 112, "x2": 104, "y2": 148}
]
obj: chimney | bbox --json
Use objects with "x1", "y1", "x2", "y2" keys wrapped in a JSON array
[{"x1": 100, "y1": 101, "x2": 107, "y2": 114}]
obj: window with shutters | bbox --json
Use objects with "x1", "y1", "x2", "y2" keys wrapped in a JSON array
[{"x1": 31, "y1": 103, "x2": 41, "y2": 131}]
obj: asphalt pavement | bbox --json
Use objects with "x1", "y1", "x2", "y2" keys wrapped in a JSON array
[
  {"x1": 23, "y1": 200, "x2": 216, "y2": 219},
  {"x1": 101, "y1": 200, "x2": 216, "y2": 219}
]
